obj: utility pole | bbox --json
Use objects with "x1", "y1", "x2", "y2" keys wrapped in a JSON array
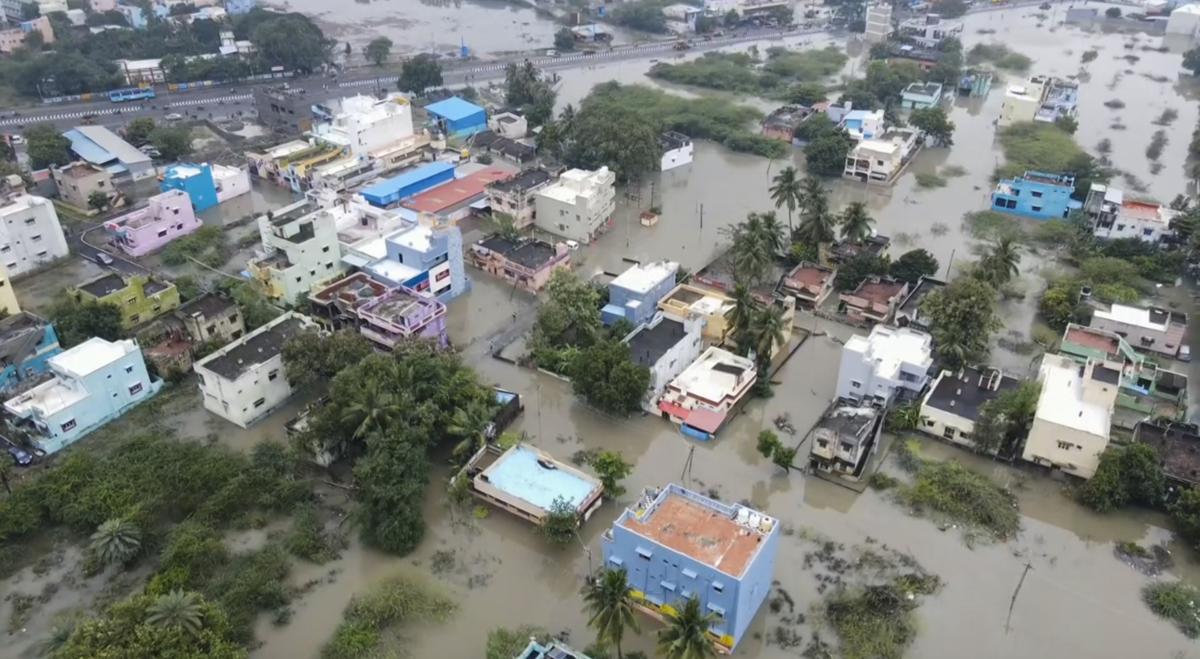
[
  {"x1": 1004, "y1": 561, "x2": 1034, "y2": 634},
  {"x1": 680, "y1": 443, "x2": 695, "y2": 486}
]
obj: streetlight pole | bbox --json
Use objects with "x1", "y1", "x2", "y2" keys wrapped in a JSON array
[{"x1": 575, "y1": 530, "x2": 594, "y2": 581}]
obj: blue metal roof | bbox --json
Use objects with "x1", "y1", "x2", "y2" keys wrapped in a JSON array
[
  {"x1": 424, "y1": 96, "x2": 485, "y2": 122},
  {"x1": 360, "y1": 161, "x2": 454, "y2": 200},
  {"x1": 63, "y1": 129, "x2": 115, "y2": 166}
]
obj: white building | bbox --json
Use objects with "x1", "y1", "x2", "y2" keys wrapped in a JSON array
[
  {"x1": 1090, "y1": 303, "x2": 1187, "y2": 359},
  {"x1": 311, "y1": 93, "x2": 414, "y2": 159},
  {"x1": 1022, "y1": 354, "x2": 1117, "y2": 479},
  {"x1": 836, "y1": 325, "x2": 933, "y2": 405},
  {"x1": 864, "y1": 2, "x2": 893, "y2": 43},
  {"x1": 212, "y1": 164, "x2": 251, "y2": 203},
  {"x1": 193, "y1": 313, "x2": 316, "y2": 428},
  {"x1": 919, "y1": 366, "x2": 1018, "y2": 451},
  {"x1": 998, "y1": 76, "x2": 1050, "y2": 127},
  {"x1": 114, "y1": 58, "x2": 165, "y2": 85},
  {"x1": 0, "y1": 176, "x2": 69, "y2": 278},
  {"x1": 1083, "y1": 183, "x2": 1176, "y2": 243},
  {"x1": 897, "y1": 13, "x2": 963, "y2": 48},
  {"x1": 624, "y1": 312, "x2": 703, "y2": 412},
  {"x1": 1167, "y1": 3, "x2": 1200, "y2": 36},
  {"x1": 248, "y1": 198, "x2": 345, "y2": 302},
  {"x1": 658, "y1": 345, "x2": 756, "y2": 438},
  {"x1": 488, "y1": 112, "x2": 528, "y2": 139},
  {"x1": 843, "y1": 128, "x2": 919, "y2": 184},
  {"x1": 533, "y1": 167, "x2": 616, "y2": 244},
  {"x1": 660, "y1": 131, "x2": 694, "y2": 172}
]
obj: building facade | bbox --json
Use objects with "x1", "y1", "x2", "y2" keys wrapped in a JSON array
[
  {"x1": 0, "y1": 312, "x2": 60, "y2": 391},
  {"x1": 1084, "y1": 183, "x2": 1176, "y2": 243},
  {"x1": 919, "y1": 367, "x2": 1018, "y2": 450},
  {"x1": 359, "y1": 162, "x2": 456, "y2": 208},
  {"x1": 843, "y1": 129, "x2": 919, "y2": 184},
  {"x1": 603, "y1": 260, "x2": 679, "y2": 327},
  {"x1": 780, "y1": 261, "x2": 836, "y2": 308},
  {"x1": 658, "y1": 346, "x2": 756, "y2": 439},
  {"x1": 809, "y1": 401, "x2": 884, "y2": 479},
  {"x1": 52, "y1": 161, "x2": 114, "y2": 211},
  {"x1": 357, "y1": 286, "x2": 448, "y2": 349},
  {"x1": 254, "y1": 85, "x2": 314, "y2": 134},
  {"x1": 0, "y1": 179, "x2": 69, "y2": 277},
  {"x1": 839, "y1": 277, "x2": 909, "y2": 324},
  {"x1": 3, "y1": 337, "x2": 160, "y2": 454},
  {"x1": 425, "y1": 96, "x2": 487, "y2": 137},
  {"x1": 864, "y1": 2, "x2": 893, "y2": 43},
  {"x1": 468, "y1": 235, "x2": 570, "y2": 293},
  {"x1": 1090, "y1": 303, "x2": 1187, "y2": 359},
  {"x1": 990, "y1": 171, "x2": 1077, "y2": 220},
  {"x1": 175, "y1": 293, "x2": 244, "y2": 345},
  {"x1": 464, "y1": 442, "x2": 604, "y2": 525},
  {"x1": 193, "y1": 313, "x2": 315, "y2": 428},
  {"x1": 248, "y1": 199, "x2": 344, "y2": 303},
  {"x1": 73, "y1": 273, "x2": 180, "y2": 329},
  {"x1": 836, "y1": 325, "x2": 933, "y2": 405},
  {"x1": 0, "y1": 262, "x2": 18, "y2": 316},
  {"x1": 660, "y1": 131, "x2": 694, "y2": 171},
  {"x1": 160, "y1": 162, "x2": 250, "y2": 212},
  {"x1": 63, "y1": 125, "x2": 154, "y2": 182},
  {"x1": 487, "y1": 168, "x2": 552, "y2": 228},
  {"x1": 657, "y1": 283, "x2": 734, "y2": 344},
  {"x1": 534, "y1": 167, "x2": 616, "y2": 244},
  {"x1": 900, "y1": 81, "x2": 943, "y2": 109},
  {"x1": 1023, "y1": 353, "x2": 1117, "y2": 479},
  {"x1": 601, "y1": 484, "x2": 780, "y2": 652},
  {"x1": 625, "y1": 313, "x2": 703, "y2": 411},
  {"x1": 311, "y1": 93, "x2": 414, "y2": 158},
  {"x1": 104, "y1": 190, "x2": 200, "y2": 257}
]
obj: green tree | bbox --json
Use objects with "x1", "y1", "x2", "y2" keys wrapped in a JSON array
[
  {"x1": 794, "y1": 176, "x2": 836, "y2": 246},
  {"x1": 890, "y1": 249, "x2": 939, "y2": 285},
  {"x1": 750, "y1": 302, "x2": 787, "y2": 368},
  {"x1": 969, "y1": 382, "x2": 1040, "y2": 455},
  {"x1": 611, "y1": 2, "x2": 668, "y2": 32},
  {"x1": 769, "y1": 165, "x2": 802, "y2": 232},
  {"x1": 977, "y1": 236, "x2": 1022, "y2": 286},
  {"x1": 804, "y1": 131, "x2": 854, "y2": 177},
  {"x1": 354, "y1": 429, "x2": 430, "y2": 555},
  {"x1": 1038, "y1": 284, "x2": 1079, "y2": 330},
  {"x1": 24, "y1": 124, "x2": 71, "y2": 169},
  {"x1": 446, "y1": 399, "x2": 495, "y2": 465},
  {"x1": 931, "y1": 0, "x2": 969, "y2": 18},
  {"x1": 1171, "y1": 487, "x2": 1200, "y2": 550},
  {"x1": 657, "y1": 597, "x2": 717, "y2": 659},
  {"x1": 124, "y1": 117, "x2": 156, "y2": 146},
  {"x1": 56, "y1": 592, "x2": 243, "y2": 658},
  {"x1": 909, "y1": 106, "x2": 956, "y2": 147},
  {"x1": 87, "y1": 190, "x2": 109, "y2": 212},
  {"x1": 1078, "y1": 444, "x2": 1164, "y2": 512},
  {"x1": 838, "y1": 201, "x2": 875, "y2": 243},
  {"x1": 541, "y1": 496, "x2": 579, "y2": 546},
  {"x1": 50, "y1": 298, "x2": 123, "y2": 347},
  {"x1": 90, "y1": 518, "x2": 142, "y2": 565},
  {"x1": 251, "y1": 13, "x2": 329, "y2": 73},
  {"x1": 723, "y1": 284, "x2": 758, "y2": 350},
  {"x1": 571, "y1": 340, "x2": 651, "y2": 416},
  {"x1": 145, "y1": 590, "x2": 206, "y2": 636},
  {"x1": 0, "y1": 459, "x2": 12, "y2": 495},
  {"x1": 728, "y1": 212, "x2": 783, "y2": 286},
  {"x1": 364, "y1": 36, "x2": 393, "y2": 66},
  {"x1": 487, "y1": 626, "x2": 550, "y2": 659},
  {"x1": 398, "y1": 53, "x2": 443, "y2": 94},
  {"x1": 920, "y1": 276, "x2": 1000, "y2": 370},
  {"x1": 566, "y1": 102, "x2": 659, "y2": 183},
  {"x1": 1105, "y1": 6, "x2": 1122, "y2": 18},
  {"x1": 583, "y1": 568, "x2": 640, "y2": 659},
  {"x1": 757, "y1": 430, "x2": 782, "y2": 458},
  {"x1": 787, "y1": 82, "x2": 826, "y2": 107},
  {"x1": 834, "y1": 253, "x2": 890, "y2": 292},
  {"x1": 1055, "y1": 115, "x2": 1079, "y2": 135},
  {"x1": 281, "y1": 330, "x2": 374, "y2": 388},
  {"x1": 150, "y1": 126, "x2": 192, "y2": 161},
  {"x1": 533, "y1": 269, "x2": 603, "y2": 350},
  {"x1": 1185, "y1": 47, "x2": 1200, "y2": 76},
  {"x1": 589, "y1": 451, "x2": 633, "y2": 499},
  {"x1": 554, "y1": 27, "x2": 576, "y2": 50}
]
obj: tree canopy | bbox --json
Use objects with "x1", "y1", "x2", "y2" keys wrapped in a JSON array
[
  {"x1": 920, "y1": 276, "x2": 1000, "y2": 370},
  {"x1": 504, "y1": 61, "x2": 558, "y2": 127},
  {"x1": 890, "y1": 249, "x2": 939, "y2": 285},
  {"x1": 51, "y1": 297, "x2": 123, "y2": 347},
  {"x1": 570, "y1": 340, "x2": 651, "y2": 416},
  {"x1": 364, "y1": 36, "x2": 393, "y2": 66},
  {"x1": 24, "y1": 124, "x2": 72, "y2": 169},
  {"x1": 250, "y1": 13, "x2": 330, "y2": 73},
  {"x1": 398, "y1": 54, "x2": 443, "y2": 95},
  {"x1": 565, "y1": 99, "x2": 660, "y2": 183}
]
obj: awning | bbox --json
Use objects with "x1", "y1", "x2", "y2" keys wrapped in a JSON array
[
  {"x1": 659, "y1": 401, "x2": 688, "y2": 420},
  {"x1": 684, "y1": 407, "x2": 726, "y2": 434}
]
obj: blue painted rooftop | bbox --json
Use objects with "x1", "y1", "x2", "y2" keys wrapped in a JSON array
[
  {"x1": 424, "y1": 96, "x2": 485, "y2": 122},
  {"x1": 63, "y1": 129, "x2": 114, "y2": 166},
  {"x1": 360, "y1": 161, "x2": 455, "y2": 199},
  {"x1": 487, "y1": 445, "x2": 598, "y2": 512}
]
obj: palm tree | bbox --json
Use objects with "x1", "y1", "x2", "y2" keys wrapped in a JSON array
[
  {"x1": 980, "y1": 236, "x2": 1021, "y2": 285},
  {"x1": 838, "y1": 201, "x2": 875, "y2": 243},
  {"x1": 794, "y1": 177, "x2": 836, "y2": 247},
  {"x1": 729, "y1": 223, "x2": 771, "y2": 286},
  {"x1": 657, "y1": 597, "x2": 717, "y2": 659},
  {"x1": 145, "y1": 590, "x2": 205, "y2": 636},
  {"x1": 751, "y1": 304, "x2": 788, "y2": 368},
  {"x1": 447, "y1": 400, "x2": 494, "y2": 464},
  {"x1": 723, "y1": 284, "x2": 759, "y2": 351},
  {"x1": 342, "y1": 388, "x2": 405, "y2": 441},
  {"x1": 756, "y1": 211, "x2": 787, "y2": 256},
  {"x1": 90, "y1": 518, "x2": 142, "y2": 565},
  {"x1": 769, "y1": 165, "x2": 803, "y2": 232},
  {"x1": 582, "y1": 568, "x2": 640, "y2": 658}
]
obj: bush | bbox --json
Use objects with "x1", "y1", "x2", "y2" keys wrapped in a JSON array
[
  {"x1": 1077, "y1": 444, "x2": 1165, "y2": 513},
  {"x1": 285, "y1": 504, "x2": 343, "y2": 563},
  {"x1": 1143, "y1": 582, "x2": 1200, "y2": 638},
  {"x1": 915, "y1": 172, "x2": 946, "y2": 188},
  {"x1": 321, "y1": 572, "x2": 456, "y2": 659},
  {"x1": 899, "y1": 458, "x2": 1020, "y2": 539}
]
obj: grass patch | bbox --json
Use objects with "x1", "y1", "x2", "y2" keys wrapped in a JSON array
[
  {"x1": 825, "y1": 575, "x2": 941, "y2": 659},
  {"x1": 995, "y1": 121, "x2": 1091, "y2": 181},
  {"x1": 1104, "y1": 98, "x2": 1126, "y2": 109},
  {"x1": 762, "y1": 46, "x2": 847, "y2": 81},
  {"x1": 1146, "y1": 129, "x2": 1167, "y2": 160},
  {"x1": 285, "y1": 504, "x2": 345, "y2": 564},
  {"x1": 893, "y1": 442, "x2": 1020, "y2": 540},
  {"x1": 940, "y1": 164, "x2": 967, "y2": 178},
  {"x1": 1154, "y1": 108, "x2": 1179, "y2": 126},
  {"x1": 963, "y1": 210, "x2": 1025, "y2": 242},
  {"x1": 321, "y1": 571, "x2": 456, "y2": 659},
  {"x1": 868, "y1": 472, "x2": 900, "y2": 491},
  {"x1": 160, "y1": 225, "x2": 229, "y2": 268},
  {"x1": 967, "y1": 43, "x2": 1032, "y2": 71},
  {"x1": 1143, "y1": 582, "x2": 1200, "y2": 638},
  {"x1": 648, "y1": 46, "x2": 845, "y2": 97},
  {"x1": 915, "y1": 172, "x2": 946, "y2": 188}
]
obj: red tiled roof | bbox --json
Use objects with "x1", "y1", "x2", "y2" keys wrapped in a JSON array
[
  {"x1": 659, "y1": 401, "x2": 689, "y2": 420},
  {"x1": 684, "y1": 407, "x2": 726, "y2": 434},
  {"x1": 402, "y1": 168, "x2": 510, "y2": 214}
]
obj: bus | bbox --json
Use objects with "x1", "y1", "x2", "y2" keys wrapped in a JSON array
[{"x1": 108, "y1": 87, "x2": 156, "y2": 103}]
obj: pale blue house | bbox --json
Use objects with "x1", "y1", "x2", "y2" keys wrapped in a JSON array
[
  {"x1": 602, "y1": 260, "x2": 678, "y2": 327},
  {"x1": 990, "y1": 170, "x2": 1080, "y2": 220},
  {"x1": 0, "y1": 313, "x2": 61, "y2": 392},
  {"x1": 3, "y1": 337, "x2": 161, "y2": 454},
  {"x1": 601, "y1": 484, "x2": 780, "y2": 652}
]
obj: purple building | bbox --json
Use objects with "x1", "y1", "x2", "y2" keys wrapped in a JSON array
[
  {"x1": 104, "y1": 190, "x2": 200, "y2": 257},
  {"x1": 357, "y1": 286, "x2": 448, "y2": 349}
]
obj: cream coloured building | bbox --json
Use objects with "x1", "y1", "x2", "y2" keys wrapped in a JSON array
[
  {"x1": 1022, "y1": 354, "x2": 1117, "y2": 479},
  {"x1": 533, "y1": 167, "x2": 616, "y2": 244}
]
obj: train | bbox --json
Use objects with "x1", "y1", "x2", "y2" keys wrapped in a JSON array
[{"x1": 108, "y1": 87, "x2": 157, "y2": 103}]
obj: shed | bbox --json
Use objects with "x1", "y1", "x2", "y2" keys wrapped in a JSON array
[
  {"x1": 425, "y1": 97, "x2": 487, "y2": 137},
  {"x1": 359, "y1": 161, "x2": 456, "y2": 208}
]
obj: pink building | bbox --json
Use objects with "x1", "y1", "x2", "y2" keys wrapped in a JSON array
[
  {"x1": 467, "y1": 235, "x2": 571, "y2": 293},
  {"x1": 357, "y1": 286, "x2": 448, "y2": 349},
  {"x1": 104, "y1": 190, "x2": 200, "y2": 257},
  {"x1": 0, "y1": 17, "x2": 54, "y2": 54}
]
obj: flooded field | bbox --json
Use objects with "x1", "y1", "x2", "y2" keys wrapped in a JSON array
[{"x1": 10, "y1": 5, "x2": 1200, "y2": 659}]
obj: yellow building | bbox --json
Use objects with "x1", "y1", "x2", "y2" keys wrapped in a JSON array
[{"x1": 0, "y1": 262, "x2": 19, "y2": 316}]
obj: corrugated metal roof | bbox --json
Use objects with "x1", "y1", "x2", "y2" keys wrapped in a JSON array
[
  {"x1": 424, "y1": 96, "x2": 485, "y2": 122},
  {"x1": 71, "y1": 125, "x2": 150, "y2": 167}
]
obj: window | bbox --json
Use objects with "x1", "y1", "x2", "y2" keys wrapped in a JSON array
[
  {"x1": 924, "y1": 419, "x2": 936, "y2": 427},
  {"x1": 840, "y1": 441, "x2": 854, "y2": 453},
  {"x1": 1031, "y1": 205, "x2": 1042, "y2": 213},
  {"x1": 268, "y1": 369, "x2": 279, "y2": 381},
  {"x1": 1116, "y1": 223, "x2": 1125, "y2": 231},
  {"x1": 1005, "y1": 199, "x2": 1017, "y2": 210},
  {"x1": 322, "y1": 245, "x2": 330, "y2": 253},
  {"x1": 129, "y1": 314, "x2": 139, "y2": 323},
  {"x1": 1031, "y1": 190, "x2": 1043, "y2": 198},
  {"x1": 253, "y1": 398, "x2": 266, "y2": 408},
  {"x1": 128, "y1": 382, "x2": 143, "y2": 395},
  {"x1": 207, "y1": 324, "x2": 216, "y2": 335},
  {"x1": 30, "y1": 234, "x2": 40, "y2": 242},
  {"x1": 636, "y1": 547, "x2": 653, "y2": 560},
  {"x1": 1143, "y1": 228, "x2": 1154, "y2": 236},
  {"x1": 157, "y1": 229, "x2": 168, "y2": 238},
  {"x1": 943, "y1": 426, "x2": 956, "y2": 440},
  {"x1": 712, "y1": 581, "x2": 724, "y2": 593},
  {"x1": 61, "y1": 419, "x2": 76, "y2": 432},
  {"x1": 817, "y1": 438, "x2": 828, "y2": 448},
  {"x1": 850, "y1": 380, "x2": 862, "y2": 389},
  {"x1": 1056, "y1": 440, "x2": 1073, "y2": 451},
  {"x1": 661, "y1": 581, "x2": 677, "y2": 592},
  {"x1": 124, "y1": 365, "x2": 133, "y2": 374}
]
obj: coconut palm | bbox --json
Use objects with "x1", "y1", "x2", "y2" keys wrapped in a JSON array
[
  {"x1": 342, "y1": 387, "x2": 406, "y2": 440},
  {"x1": 979, "y1": 236, "x2": 1022, "y2": 285},
  {"x1": 769, "y1": 165, "x2": 803, "y2": 232},
  {"x1": 582, "y1": 568, "x2": 640, "y2": 658},
  {"x1": 838, "y1": 201, "x2": 875, "y2": 243},
  {"x1": 447, "y1": 400, "x2": 494, "y2": 464},
  {"x1": 751, "y1": 303, "x2": 788, "y2": 368},
  {"x1": 145, "y1": 590, "x2": 205, "y2": 636},
  {"x1": 90, "y1": 518, "x2": 142, "y2": 566},
  {"x1": 723, "y1": 284, "x2": 759, "y2": 351},
  {"x1": 756, "y1": 211, "x2": 787, "y2": 256},
  {"x1": 657, "y1": 597, "x2": 718, "y2": 659},
  {"x1": 794, "y1": 177, "x2": 836, "y2": 247},
  {"x1": 729, "y1": 222, "x2": 771, "y2": 286}
]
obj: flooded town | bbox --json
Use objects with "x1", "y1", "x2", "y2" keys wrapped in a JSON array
[{"x1": 6, "y1": 0, "x2": 1200, "y2": 658}]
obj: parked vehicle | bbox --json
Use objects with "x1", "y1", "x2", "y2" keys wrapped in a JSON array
[
  {"x1": 5, "y1": 441, "x2": 32, "y2": 466},
  {"x1": 94, "y1": 251, "x2": 114, "y2": 266},
  {"x1": 1181, "y1": 345, "x2": 1192, "y2": 362},
  {"x1": 164, "y1": 112, "x2": 183, "y2": 122}
]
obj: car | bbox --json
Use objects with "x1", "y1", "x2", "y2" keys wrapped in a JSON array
[
  {"x1": 6, "y1": 443, "x2": 32, "y2": 466},
  {"x1": 164, "y1": 112, "x2": 183, "y2": 122},
  {"x1": 545, "y1": 49, "x2": 558, "y2": 57},
  {"x1": 140, "y1": 146, "x2": 162, "y2": 158},
  {"x1": 565, "y1": 239, "x2": 580, "y2": 251},
  {"x1": 94, "y1": 251, "x2": 114, "y2": 266},
  {"x1": 9, "y1": 134, "x2": 23, "y2": 144},
  {"x1": 1181, "y1": 345, "x2": 1192, "y2": 362}
]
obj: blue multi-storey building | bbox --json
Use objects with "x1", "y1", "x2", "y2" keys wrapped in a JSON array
[
  {"x1": 161, "y1": 163, "x2": 218, "y2": 212},
  {"x1": 424, "y1": 97, "x2": 487, "y2": 137},
  {"x1": 601, "y1": 484, "x2": 780, "y2": 652},
  {"x1": 602, "y1": 260, "x2": 679, "y2": 327},
  {"x1": 0, "y1": 313, "x2": 61, "y2": 392},
  {"x1": 990, "y1": 170, "x2": 1080, "y2": 220},
  {"x1": 364, "y1": 220, "x2": 468, "y2": 302},
  {"x1": 2, "y1": 337, "x2": 161, "y2": 454}
]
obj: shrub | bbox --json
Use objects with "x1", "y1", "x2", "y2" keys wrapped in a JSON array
[
  {"x1": 1143, "y1": 582, "x2": 1200, "y2": 638},
  {"x1": 321, "y1": 572, "x2": 456, "y2": 659}
]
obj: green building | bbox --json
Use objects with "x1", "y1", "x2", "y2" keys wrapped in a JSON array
[{"x1": 73, "y1": 272, "x2": 181, "y2": 329}]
